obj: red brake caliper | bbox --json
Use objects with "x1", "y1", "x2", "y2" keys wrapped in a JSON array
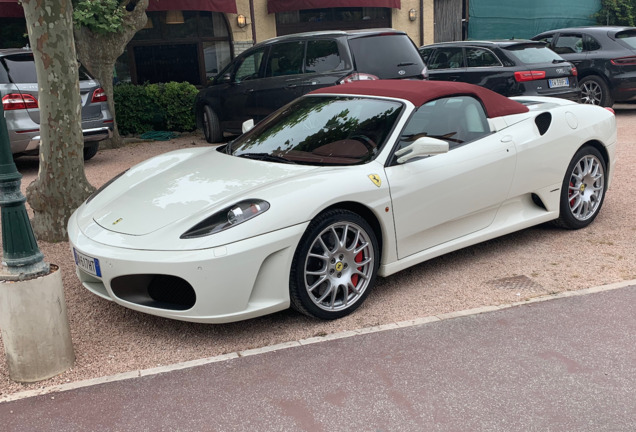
[{"x1": 351, "y1": 251, "x2": 363, "y2": 287}]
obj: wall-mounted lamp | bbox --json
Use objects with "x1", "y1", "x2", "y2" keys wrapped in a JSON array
[
  {"x1": 237, "y1": 14, "x2": 248, "y2": 28},
  {"x1": 165, "y1": 10, "x2": 184, "y2": 24},
  {"x1": 409, "y1": 9, "x2": 417, "y2": 22}
]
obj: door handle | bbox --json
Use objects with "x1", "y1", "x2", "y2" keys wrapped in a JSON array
[
  {"x1": 501, "y1": 135, "x2": 513, "y2": 143},
  {"x1": 244, "y1": 88, "x2": 254, "y2": 94}
]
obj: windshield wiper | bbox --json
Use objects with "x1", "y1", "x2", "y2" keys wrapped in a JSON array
[
  {"x1": 552, "y1": 59, "x2": 568, "y2": 63},
  {"x1": 397, "y1": 62, "x2": 416, "y2": 67},
  {"x1": 237, "y1": 152, "x2": 295, "y2": 164}
]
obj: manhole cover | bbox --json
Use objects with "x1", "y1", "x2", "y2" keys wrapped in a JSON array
[{"x1": 488, "y1": 275, "x2": 543, "y2": 291}]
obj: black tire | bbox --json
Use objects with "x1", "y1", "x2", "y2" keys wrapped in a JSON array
[
  {"x1": 554, "y1": 145, "x2": 607, "y2": 230},
  {"x1": 290, "y1": 209, "x2": 379, "y2": 320},
  {"x1": 202, "y1": 105, "x2": 222, "y2": 143},
  {"x1": 579, "y1": 75, "x2": 613, "y2": 107},
  {"x1": 83, "y1": 142, "x2": 99, "y2": 161}
]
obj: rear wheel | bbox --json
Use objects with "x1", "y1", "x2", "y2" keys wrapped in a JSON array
[
  {"x1": 580, "y1": 75, "x2": 613, "y2": 107},
  {"x1": 83, "y1": 143, "x2": 99, "y2": 161},
  {"x1": 290, "y1": 209, "x2": 379, "y2": 320},
  {"x1": 202, "y1": 105, "x2": 222, "y2": 143},
  {"x1": 554, "y1": 145, "x2": 606, "y2": 229}
]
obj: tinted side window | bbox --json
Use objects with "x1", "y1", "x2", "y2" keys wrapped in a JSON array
[
  {"x1": 428, "y1": 47, "x2": 464, "y2": 69},
  {"x1": 397, "y1": 96, "x2": 490, "y2": 154},
  {"x1": 585, "y1": 34, "x2": 601, "y2": 51},
  {"x1": 266, "y1": 41, "x2": 305, "y2": 77},
  {"x1": 553, "y1": 34, "x2": 584, "y2": 54},
  {"x1": 419, "y1": 48, "x2": 434, "y2": 64},
  {"x1": 465, "y1": 48, "x2": 501, "y2": 67},
  {"x1": 305, "y1": 40, "x2": 343, "y2": 73},
  {"x1": 235, "y1": 48, "x2": 265, "y2": 82}
]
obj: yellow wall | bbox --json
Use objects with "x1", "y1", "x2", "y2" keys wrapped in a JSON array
[{"x1": 229, "y1": 0, "x2": 434, "y2": 48}]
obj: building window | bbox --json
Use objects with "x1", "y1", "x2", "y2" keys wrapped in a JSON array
[
  {"x1": 275, "y1": 7, "x2": 391, "y2": 36},
  {"x1": 121, "y1": 11, "x2": 232, "y2": 86}
]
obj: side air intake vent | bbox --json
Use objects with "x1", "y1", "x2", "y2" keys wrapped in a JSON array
[{"x1": 535, "y1": 112, "x2": 552, "y2": 135}]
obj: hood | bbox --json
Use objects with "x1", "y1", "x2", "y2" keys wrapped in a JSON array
[{"x1": 90, "y1": 147, "x2": 316, "y2": 236}]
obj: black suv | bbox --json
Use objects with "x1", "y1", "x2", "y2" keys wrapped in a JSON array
[
  {"x1": 419, "y1": 40, "x2": 580, "y2": 101},
  {"x1": 194, "y1": 29, "x2": 428, "y2": 142},
  {"x1": 532, "y1": 26, "x2": 636, "y2": 106}
]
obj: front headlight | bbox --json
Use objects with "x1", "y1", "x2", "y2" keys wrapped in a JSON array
[{"x1": 180, "y1": 199, "x2": 270, "y2": 239}]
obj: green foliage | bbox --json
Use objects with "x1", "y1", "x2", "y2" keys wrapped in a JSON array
[
  {"x1": 594, "y1": 0, "x2": 636, "y2": 26},
  {"x1": 72, "y1": 0, "x2": 124, "y2": 34},
  {"x1": 113, "y1": 82, "x2": 199, "y2": 135}
]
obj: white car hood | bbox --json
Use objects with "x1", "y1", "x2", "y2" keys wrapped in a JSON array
[{"x1": 90, "y1": 148, "x2": 316, "y2": 236}]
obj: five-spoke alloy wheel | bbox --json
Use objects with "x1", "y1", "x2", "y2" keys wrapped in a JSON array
[
  {"x1": 556, "y1": 145, "x2": 607, "y2": 229},
  {"x1": 290, "y1": 209, "x2": 379, "y2": 320}
]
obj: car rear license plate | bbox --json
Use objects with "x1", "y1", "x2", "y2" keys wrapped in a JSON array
[
  {"x1": 548, "y1": 77, "x2": 569, "y2": 88},
  {"x1": 73, "y1": 248, "x2": 102, "y2": 277}
]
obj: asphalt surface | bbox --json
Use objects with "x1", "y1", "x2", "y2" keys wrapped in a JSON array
[{"x1": 0, "y1": 284, "x2": 634, "y2": 432}]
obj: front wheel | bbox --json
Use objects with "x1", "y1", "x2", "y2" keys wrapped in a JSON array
[
  {"x1": 290, "y1": 209, "x2": 379, "y2": 320},
  {"x1": 202, "y1": 105, "x2": 222, "y2": 143},
  {"x1": 554, "y1": 146, "x2": 607, "y2": 229}
]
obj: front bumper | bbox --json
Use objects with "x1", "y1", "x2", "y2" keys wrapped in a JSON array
[{"x1": 68, "y1": 212, "x2": 309, "y2": 323}]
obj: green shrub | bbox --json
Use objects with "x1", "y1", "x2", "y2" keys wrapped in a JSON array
[{"x1": 113, "y1": 81, "x2": 198, "y2": 136}]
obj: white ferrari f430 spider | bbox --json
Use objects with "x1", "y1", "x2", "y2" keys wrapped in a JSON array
[{"x1": 69, "y1": 80, "x2": 617, "y2": 323}]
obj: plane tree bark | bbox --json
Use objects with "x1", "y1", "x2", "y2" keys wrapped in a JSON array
[
  {"x1": 21, "y1": 0, "x2": 94, "y2": 242},
  {"x1": 73, "y1": 0, "x2": 149, "y2": 148}
]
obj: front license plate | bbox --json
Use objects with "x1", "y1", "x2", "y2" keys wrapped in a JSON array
[
  {"x1": 549, "y1": 77, "x2": 569, "y2": 88},
  {"x1": 73, "y1": 248, "x2": 102, "y2": 277}
]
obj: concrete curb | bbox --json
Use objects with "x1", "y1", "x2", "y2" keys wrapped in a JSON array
[{"x1": 2, "y1": 279, "x2": 634, "y2": 403}]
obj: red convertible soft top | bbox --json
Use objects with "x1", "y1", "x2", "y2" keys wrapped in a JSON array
[{"x1": 309, "y1": 80, "x2": 529, "y2": 118}]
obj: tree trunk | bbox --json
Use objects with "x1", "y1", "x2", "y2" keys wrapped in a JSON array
[
  {"x1": 74, "y1": 0, "x2": 149, "y2": 148},
  {"x1": 21, "y1": 0, "x2": 94, "y2": 242}
]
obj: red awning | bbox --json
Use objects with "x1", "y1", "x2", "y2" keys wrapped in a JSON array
[
  {"x1": 0, "y1": 1, "x2": 238, "y2": 17},
  {"x1": 267, "y1": 0, "x2": 401, "y2": 14},
  {"x1": 148, "y1": 0, "x2": 237, "y2": 14},
  {"x1": 0, "y1": 0, "x2": 24, "y2": 18}
]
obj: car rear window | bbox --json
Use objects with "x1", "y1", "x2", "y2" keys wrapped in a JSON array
[
  {"x1": 348, "y1": 34, "x2": 425, "y2": 79},
  {"x1": 503, "y1": 44, "x2": 563, "y2": 65},
  {"x1": 615, "y1": 29, "x2": 636, "y2": 49},
  {"x1": 2, "y1": 53, "x2": 93, "y2": 83}
]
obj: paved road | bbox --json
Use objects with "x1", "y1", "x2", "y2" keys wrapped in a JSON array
[{"x1": 1, "y1": 285, "x2": 635, "y2": 432}]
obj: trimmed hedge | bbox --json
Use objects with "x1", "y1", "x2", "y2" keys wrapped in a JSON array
[{"x1": 113, "y1": 82, "x2": 199, "y2": 136}]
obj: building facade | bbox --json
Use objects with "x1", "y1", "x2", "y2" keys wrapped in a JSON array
[{"x1": 0, "y1": 0, "x2": 436, "y2": 87}]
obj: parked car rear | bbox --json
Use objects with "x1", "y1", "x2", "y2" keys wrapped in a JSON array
[
  {"x1": 0, "y1": 48, "x2": 114, "y2": 160},
  {"x1": 532, "y1": 26, "x2": 636, "y2": 106},
  {"x1": 419, "y1": 40, "x2": 580, "y2": 101},
  {"x1": 194, "y1": 29, "x2": 428, "y2": 143}
]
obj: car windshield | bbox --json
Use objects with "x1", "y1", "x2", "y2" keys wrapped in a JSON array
[
  {"x1": 229, "y1": 96, "x2": 404, "y2": 166},
  {"x1": 504, "y1": 44, "x2": 564, "y2": 64}
]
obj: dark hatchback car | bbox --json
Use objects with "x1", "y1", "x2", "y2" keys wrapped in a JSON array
[
  {"x1": 418, "y1": 40, "x2": 580, "y2": 101},
  {"x1": 532, "y1": 26, "x2": 636, "y2": 106},
  {"x1": 194, "y1": 29, "x2": 428, "y2": 143}
]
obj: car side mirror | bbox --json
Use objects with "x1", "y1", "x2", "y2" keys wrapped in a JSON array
[
  {"x1": 395, "y1": 136, "x2": 449, "y2": 164},
  {"x1": 242, "y1": 119, "x2": 255, "y2": 133},
  {"x1": 218, "y1": 73, "x2": 231, "y2": 84}
]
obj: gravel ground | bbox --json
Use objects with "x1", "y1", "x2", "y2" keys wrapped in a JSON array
[{"x1": 1, "y1": 106, "x2": 635, "y2": 397}]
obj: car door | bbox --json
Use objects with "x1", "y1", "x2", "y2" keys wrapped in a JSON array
[
  {"x1": 545, "y1": 32, "x2": 590, "y2": 70},
  {"x1": 215, "y1": 47, "x2": 267, "y2": 132},
  {"x1": 458, "y1": 47, "x2": 512, "y2": 95},
  {"x1": 384, "y1": 96, "x2": 517, "y2": 259},
  {"x1": 425, "y1": 46, "x2": 466, "y2": 82},
  {"x1": 253, "y1": 41, "x2": 310, "y2": 119}
]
